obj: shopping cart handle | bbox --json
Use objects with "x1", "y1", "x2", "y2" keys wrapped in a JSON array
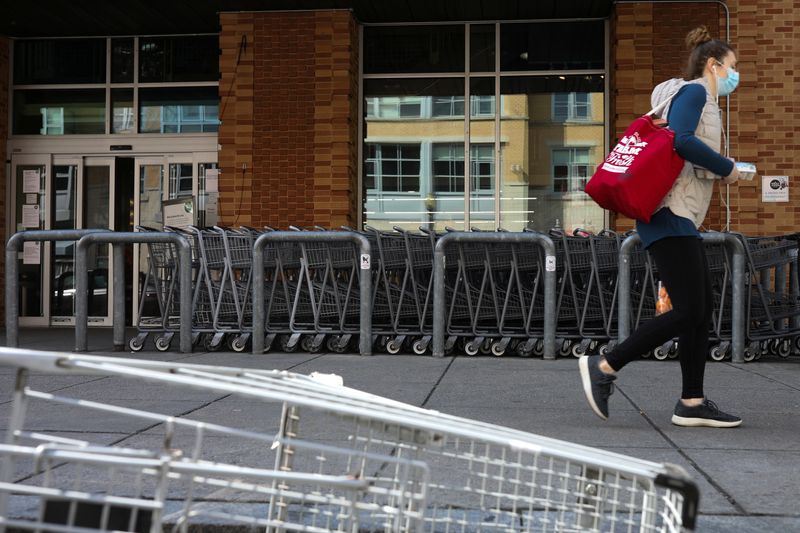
[{"x1": 655, "y1": 471, "x2": 700, "y2": 530}]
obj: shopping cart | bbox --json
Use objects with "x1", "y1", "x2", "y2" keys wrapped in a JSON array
[{"x1": 0, "y1": 347, "x2": 699, "y2": 532}]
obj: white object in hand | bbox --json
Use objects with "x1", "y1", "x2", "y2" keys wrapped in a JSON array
[{"x1": 735, "y1": 162, "x2": 756, "y2": 181}]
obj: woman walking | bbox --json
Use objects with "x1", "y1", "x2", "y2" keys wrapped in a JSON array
[{"x1": 579, "y1": 26, "x2": 742, "y2": 428}]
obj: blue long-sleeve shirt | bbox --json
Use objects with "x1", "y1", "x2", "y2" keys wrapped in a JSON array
[{"x1": 636, "y1": 83, "x2": 732, "y2": 248}]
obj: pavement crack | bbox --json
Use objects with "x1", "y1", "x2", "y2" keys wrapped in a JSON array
[
  {"x1": 723, "y1": 362, "x2": 800, "y2": 393},
  {"x1": 420, "y1": 355, "x2": 458, "y2": 408},
  {"x1": 616, "y1": 385, "x2": 748, "y2": 515}
]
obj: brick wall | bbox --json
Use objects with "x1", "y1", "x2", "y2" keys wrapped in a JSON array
[
  {"x1": 218, "y1": 10, "x2": 359, "y2": 229},
  {"x1": 611, "y1": 1, "x2": 798, "y2": 236},
  {"x1": 0, "y1": 36, "x2": 8, "y2": 320}
]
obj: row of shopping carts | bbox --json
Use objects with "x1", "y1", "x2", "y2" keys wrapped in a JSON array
[
  {"x1": 0, "y1": 348, "x2": 698, "y2": 532},
  {"x1": 130, "y1": 225, "x2": 800, "y2": 361}
]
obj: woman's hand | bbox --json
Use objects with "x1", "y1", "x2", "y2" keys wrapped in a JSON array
[{"x1": 722, "y1": 158, "x2": 739, "y2": 184}]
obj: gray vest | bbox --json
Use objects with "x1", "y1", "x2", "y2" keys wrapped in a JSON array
[{"x1": 650, "y1": 77, "x2": 723, "y2": 227}]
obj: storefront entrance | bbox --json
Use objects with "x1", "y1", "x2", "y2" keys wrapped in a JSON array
[{"x1": 9, "y1": 149, "x2": 218, "y2": 327}]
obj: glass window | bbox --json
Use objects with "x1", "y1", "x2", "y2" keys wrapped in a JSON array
[
  {"x1": 169, "y1": 163, "x2": 193, "y2": 198},
  {"x1": 500, "y1": 22, "x2": 605, "y2": 71},
  {"x1": 13, "y1": 89, "x2": 105, "y2": 135},
  {"x1": 198, "y1": 163, "x2": 219, "y2": 227},
  {"x1": 499, "y1": 75, "x2": 605, "y2": 232},
  {"x1": 111, "y1": 38, "x2": 135, "y2": 83},
  {"x1": 139, "y1": 36, "x2": 219, "y2": 83},
  {"x1": 364, "y1": 25, "x2": 465, "y2": 74},
  {"x1": 139, "y1": 87, "x2": 219, "y2": 133},
  {"x1": 364, "y1": 78, "x2": 466, "y2": 231},
  {"x1": 553, "y1": 92, "x2": 591, "y2": 122},
  {"x1": 470, "y1": 25, "x2": 496, "y2": 72},
  {"x1": 13, "y1": 39, "x2": 106, "y2": 85},
  {"x1": 112, "y1": 89, "x2": 134, "y2": 134},
  {"x1": 552, "y1": 148, "x2": 591, "y2": 193},
  {"x1": 366, "y1": 144, "x2": 420, "y2": 193}
]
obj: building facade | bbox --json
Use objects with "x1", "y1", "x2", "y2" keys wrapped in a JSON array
[{"x1": 1, "y1": 0, "x2": 798, "y2": 324}]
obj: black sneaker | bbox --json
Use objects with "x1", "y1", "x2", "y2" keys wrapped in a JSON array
[
  {"x1": 671, "y1": 399, "x2": 742, "y2": 428},
  {"x1": 579, "y1": 355, "x2": 617, "y2": 420}
]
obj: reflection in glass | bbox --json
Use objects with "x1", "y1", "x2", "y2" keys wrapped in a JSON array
[
  {"x1": 169, "y1": 163, "x2": 193, "y2": 199},
  {"x1": 139, "y1": 165, "x2": 164, "y2": 230},
  {"x1": 13, "y1": 90, "x2": 105, "y2": 135},
  {"x1": 499, "y1": 75, "x2": 606, "y2": 232},
  {"x1": 198, "y1": 163, "x2": 219, "y2": 227},
  {"x1": 139, "y1": 36, "x2": 219, "y2": 83},
  {"x1": 139, "y1": 87, "x2": 219, "y2": 133},
  {"x1": 112, "y1": 89, "x2": 134, "y2": 134},
  {"x1": 16, "y1": 165, "x2": 45, "y2": 317},
  {"x1": 51, "y1": 165, "x2": 77, "y2": 317},
  {"x1": 470, "y1": 25, "x2": 496, "y2": 72},
  {"x1": 111, "y1": 38, "x2": 134, "y2": 83},
  {"x1": 84, "y1": 165, "x2": 111, "y2": 317},
  {"x1": 14, "y1": 39, "x2": 106, "y2": 84},
  {"x1": 363, "y1": 26, "x2": 464, "y2": 74},
  {"x1": 500, "y1": 21, "x2": 605, "y2": 71},
  {"x1": 469, "y1": 77, "x2": 496, "y2": 229},
  {"x1": 364, "y1": 78, "x2": 466, "y2": 231}
]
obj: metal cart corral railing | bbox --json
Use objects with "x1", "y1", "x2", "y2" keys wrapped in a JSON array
[
  {"x1": 0, "y1": 348, "x2": 699, "y2": 532},
  {"x1": 74, "y1": 231, "x2": 193, "y2": 354},
  {"x1": 5, "y1": 230, "x2": 109, "y2": 349},
  {"x1": 252, "y1": 231, "x2": 373, "y2": 356},
  {"x1": 432, "y1": 231, "x2": 558, "y2": 359}
]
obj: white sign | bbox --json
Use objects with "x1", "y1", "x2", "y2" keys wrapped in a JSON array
[
  {"x1": 21, "y1": 204, "x2": 40, "y2": 228},
  {"x1": 205, "y1": 169, "x2": 219, "y2": 193},
  {"x1": 762, "y1": 176, "x2": 789, "y2": 203},
  {"x1": 205, "y1": 196, "x2": 218, "y2": 217},
  {"x1": 25, "y1": 194, "x2": 37, "y2": 204},
  {"x1": 360, "y1": 254, "x2": 371, "y2": 270},
  {"x1": 545, "y1": 255, "x2": 556, "y2": 272},
  {"x1": 163, "y1": 198, "x2": 195, "y2": 229},
  {"x1": 22, "y1": 169, "x2": 40, "y2": 193},
  {"x1": 23, "y1": 241, "x2": 41, "y2": 265}
]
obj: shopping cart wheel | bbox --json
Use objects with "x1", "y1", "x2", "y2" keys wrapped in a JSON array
[
  {"x1": 490, "y1": 344, "x2": 504, "y2": 357},
  {"x1": 597, "y1": 343, "x2": 609, "y2": 356},
  {"x1": 793, "y1": 335, "x2": 800, "y2": 353},
  {"x1": 709, "y1": 345, "x2": 726, "y2": 362},
  {"x1": 412, "y1": 338, "x2": 429, "y2": 355},
  {"x1": 571, "y1": 344, "x2": 586, "y2": 357},
  {"x1": 154, "y1": 335, "x2": 172, "y2": 352},
  {"x1": 128, "y1": 335, "x2": 146, "y2": 352},
  {"x1": 279, "y1": 334, "x2": 299, "y2": 353},
  {"x1": 532, "y1": 339, "x2": 545, "y2": 357},
  {"x1": 653, "y1": 347, "x2": 669, "y2": 360},
  {"x1": 464, "y1": 341, "x2": 480, "y2": 356},
  {"x1": 386, "y1": 339, "x2": 403, "y2": 355},
  {"x1": 777, "y1": 339, "x2": 791, "y2": 358},
  {"x1": 230, "y1": 335, "x2": 249, "y2": 353},
  {"x1": 558, "y1": 339, "x2": 571, "y2": 357},
  {"x1": 743, "y1": 341, "x2": 759, "y2": 362},
  {"x1": 479, "y1": 339, "x2": 493, "y2": 355}
]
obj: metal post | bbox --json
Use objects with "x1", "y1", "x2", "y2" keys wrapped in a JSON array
[
  {"x1": 617, "y1": 233, "x2": 746, "y2": 363},
  {"x1": 5, "y1": 230, "x2": 108, "y2": 348},
  {"x1": 432, "y1": 232, "x2": 557, "y2": 359},
  {"x1": 113, "y1": 244, "x2": 126, "y2": 351},
  {"x1": 726, "y1": 235, "x2": 746, "y2": 363},
  {"x1": 76, "y1": 232, "x2": 192, "y2": 353},
  {"x1": 252, "y1": 231, "x2": 372, "y2": 356}
]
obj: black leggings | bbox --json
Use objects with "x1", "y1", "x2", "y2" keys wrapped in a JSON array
[{"x1": 605, "y1": 236, "x2": 713, "y2": 399}]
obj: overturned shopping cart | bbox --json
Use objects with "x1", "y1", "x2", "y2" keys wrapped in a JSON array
[{"x1": 0, "y1": 348, "x2": 697, "y2": 533}]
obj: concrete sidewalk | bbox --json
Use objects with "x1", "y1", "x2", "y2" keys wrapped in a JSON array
[{"x1": 1, "y1": 328, "x2": 799, "y2": 532}]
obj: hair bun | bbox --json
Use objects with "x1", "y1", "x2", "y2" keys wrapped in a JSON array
[{"x1": 685, "y1": 26, "x2": 713, "y2": 49}]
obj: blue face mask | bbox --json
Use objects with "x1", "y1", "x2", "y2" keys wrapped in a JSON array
[{"x1": 716, "y1": 64, "x2": 739, "y2": 96}]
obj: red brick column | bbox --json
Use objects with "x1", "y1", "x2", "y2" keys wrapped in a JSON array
[{"x1": 218, "y1": 10, "x2": 359, "y2": 229}]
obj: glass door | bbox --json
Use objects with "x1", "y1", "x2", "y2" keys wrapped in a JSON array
[
  {"x1": 82, "y1": 157, "x2": 115, "y2": 324},
  {"x1": 50, "y1": 157, "x2": 80, "y2": 323},
  {"x1": 11, "y1": 154, "x2": 49, "y2": 326}
]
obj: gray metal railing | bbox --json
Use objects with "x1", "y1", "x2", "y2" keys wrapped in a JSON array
[
  {"x1": 618, "y1": 233, "x2": 746, "y2": 363},
  {"x1": 5, "y1": 230, "x2": 109, "y2": 348},
  {"x1": 252, "y1": 231, "x2": 372, "y2": 356},
  {"x1": 432, "y1": 231, "x2": 558, "y2": 359},
  {"x1": 75, "y1": 231, "x2": 193, "y2": 353}
]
